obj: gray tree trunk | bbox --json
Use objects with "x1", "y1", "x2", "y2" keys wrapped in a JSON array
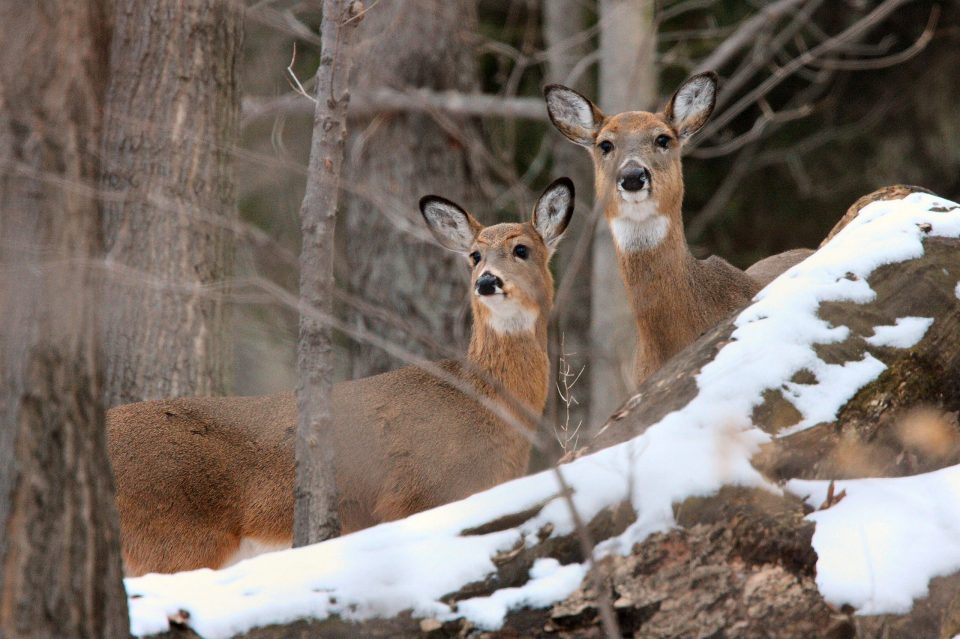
[
  {"x1": 0, "y1": 2, "x2": 129, "y2": 636},
  {"x1": 589, "y1": 0, "x2": 656, "y2": 428},
  {"x1": 99, "y1": 0, "x2": 243, "y2": 407},
  {"x1": 543, "y1": 0, "x2": 595, "y2": 454},
  {"x1": 293, "y1": 0, "x2": 363, "y2": 548},
  {"x1": 338, "y1": 0, "x2": 487, "y2": 380}
]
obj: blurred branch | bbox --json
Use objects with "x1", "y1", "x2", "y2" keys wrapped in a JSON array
[
  {"x1": 242, "y1": 87, "x2": 547, "y2": 127},
  {"x1": 693, "y1": 0, "x2": 807, "y2": 74},
  {"x1": 691, "y1": 0, "x2": 918, "y2": 150},
  {"x1": 247, "y1": 4, "x2": 323, "y2": 47},
  {"x1": 809, "y1": 4, "x2": 939, "y2": 71}
]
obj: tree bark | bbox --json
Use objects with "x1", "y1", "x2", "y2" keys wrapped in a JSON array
[
  {"x1": 338, "y1": 0, "x2": 488, "y2": 380},
  {"x1": 292, "y1": 0, "x2": 363, "y2": 547},
  {"x1": 99, "y1": 0, "x2": 243, "y2": 407},
  {"x1": 543, "y1": 0, "x2": 595, "y2": 453},
  {"x1": 589, "y1": 0, "x2": 656, "y2": 428},
  {"x1": 0, "y1": 1, "x2": 129, "y2": 636}
]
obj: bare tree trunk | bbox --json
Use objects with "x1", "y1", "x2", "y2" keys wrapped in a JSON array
[
  {"x1": 293, "y1": 0, "x2": 363, "y2": 547},
  {"x1": 338, "y1": 0, "x2": 488, "y2": 379},
  {"x1": 544, "y1": 0, "x2": 595, "y2": 454},
  {"x1": 99, "y1": 0, "x2": 243, "y2": 407},
  {"x1": 589, "y1": 0, "x2": 656, "y2": 427},
  {"x1": 0, "y1": 2, "x2": 128, "y2": 636}
]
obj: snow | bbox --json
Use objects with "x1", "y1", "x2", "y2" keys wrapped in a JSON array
[
  {"x1": 455, "y1": 559, "x2": 588, "y2": 629},
  {"x1": 787, "y1": 465, "x2": 960, "y2": 614},
  {"x1": 125, "y1": 193, "x2": 960, "y2": 638},
  {"x1": 955, "y1": 281, "x2": 960, "y2": 300},
  {"x1": 865, "y1": 316, "x2": 934, "y2": 348}
]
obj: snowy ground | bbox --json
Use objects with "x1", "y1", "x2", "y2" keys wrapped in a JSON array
[{"x1": 126, "y1": 193, "x2": 960, "y2": 638}]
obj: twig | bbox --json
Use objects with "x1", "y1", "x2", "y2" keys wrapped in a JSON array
[{"x1": 284, "y1": 43, "x2": 317, "y2": 105}]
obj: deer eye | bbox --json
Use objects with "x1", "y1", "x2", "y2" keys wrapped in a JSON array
[
  {"x1": 513, "y1": 244, "x2": 529, "y2": 260},
  {"x1": 469, "y1": 251, "x2": 481, "y2": 266},
  {"x1": 598, "y1": 140, "x2": 614, "y2": 155},
  {"x1": 655, "y1": 134, "x2": 671, "y2": 149}
]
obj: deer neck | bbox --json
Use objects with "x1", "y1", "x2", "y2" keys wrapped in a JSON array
[
  {"x1": 611, "y1": 210, "x2": 702, "y2": 373},
  {"x1": 466, "y1": 312, "x2": 549, "y2": 428}
]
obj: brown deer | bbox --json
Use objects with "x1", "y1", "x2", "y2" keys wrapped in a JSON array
[
  {"x1": 107, "y1": 178, "x2": 575, "y2": 576},
  {"x1": 544, "y1": 73, "x2": 810, "y2": 384}
]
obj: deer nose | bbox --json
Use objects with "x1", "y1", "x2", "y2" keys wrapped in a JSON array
[
  {"x1": 476, "y1": 272, "x2": 503, "y2": 296},
  {"x1": 619, "y1": 165, "x2": 650, "y2": 192}
]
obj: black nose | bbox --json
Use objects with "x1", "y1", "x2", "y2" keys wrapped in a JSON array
[
  {"x1": 619, "y1": 166, "x2": 650, "y2": 192},
  {"x1": 476, "y1": 272, "x2": 503, "y2": 296}
]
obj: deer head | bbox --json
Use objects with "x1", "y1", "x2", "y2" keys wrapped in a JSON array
[
  {"x1": 544, "y1": 73, "x2": 717, "y2": 253},
  {"x1": 419, "y1": 178, "x2": 574, "y2": 335}
]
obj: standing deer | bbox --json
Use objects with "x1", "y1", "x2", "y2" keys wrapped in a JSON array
[
  {"x1": 107, "y1": 179, "x2": 575, "y2": 576},
  {"x1": 544, "y1": 73, "x2": 810, "y2": 384}
]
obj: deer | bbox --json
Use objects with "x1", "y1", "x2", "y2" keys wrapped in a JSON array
[
  {"x1": 544, "y1": 73, "x2": 811, "y2": 384},
  {"x1": 107, "y1": 178, "x2": 576, "y2": 576}
]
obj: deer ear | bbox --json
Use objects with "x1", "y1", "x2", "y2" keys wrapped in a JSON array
[
  {"x1": 544, "y1": 84, "x2": 603, "y2": 147},
  {"x1": 533, "y1": 177, "x2": 575, "y2": 254},
  {"x1": 419, "y1": 195, "x2": 483, "y2": 253},
  {"x1": 664, "y1": 72, "x2": 717, "y2": 141}
]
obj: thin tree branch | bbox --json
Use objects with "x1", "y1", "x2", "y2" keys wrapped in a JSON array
[{"x1": 242, "y1": 87, "x2": 547, "y2": 126}]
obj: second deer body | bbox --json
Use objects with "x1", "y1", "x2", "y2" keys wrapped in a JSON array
[
  {"x1": 108, "y1": 180, "x2": 575, "y2": 576},
  {"x1": 545, "y1": 74, "x2": 810, "y2": 384}
]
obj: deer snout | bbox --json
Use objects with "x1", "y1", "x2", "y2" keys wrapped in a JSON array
[
  {"x1": 476, "y1": 271, "x2": 504, "y2": 296},
  {"x1": 618, "y1": 164, "x2": 650, "y2": 192}
]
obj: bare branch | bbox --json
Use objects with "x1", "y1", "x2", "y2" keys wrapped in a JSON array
[
  {"x1": 693, "y1": 0, "x2": 807, "y2": 74},
  {"x1": 809, "y1": 5, "x2": 939, "y2": 71},
  {"x1": 242, "y1": 87, "x2": 547, "y2": 127}
]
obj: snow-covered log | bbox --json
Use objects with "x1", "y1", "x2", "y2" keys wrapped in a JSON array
[{"x1": 131, "y1": 190, "x2": 960, "y2": 638}]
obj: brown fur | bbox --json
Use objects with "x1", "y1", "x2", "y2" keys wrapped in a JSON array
[
  {"x1": 109, "y1": 190, "x2": 571, "y2": 576},
  {"x1": 545, "y1": 74, "x2": 809, "y2": 384},
  {"x1": 546, "y1": 77, "x2": 764, "y2": 383}
]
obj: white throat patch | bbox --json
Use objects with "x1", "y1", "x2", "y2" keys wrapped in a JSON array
[
  {"x1": 610, "y1": 194, "x2": 669, "y2": 252},
  {"x1": 479, "y1": 294, "x2": 538, "y2": 335}
]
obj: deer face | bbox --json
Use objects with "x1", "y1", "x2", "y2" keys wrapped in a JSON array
[
  {"x1": 544, "y1": 73, "x2": 717, "y2": 253},
  {"x1": 419, "y1": 178, "x2": 575, "y2": 335}
]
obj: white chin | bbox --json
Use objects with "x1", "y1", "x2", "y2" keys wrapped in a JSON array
[
  {"x1": 618, "y1": 188, "x2": 651, "y2": 206},
  {"x1": 479, "y1": 295, "x2": 538, "y2": 334},
  {"x1": 610, "y1": 199, "x2": 669, "y2": 253}
]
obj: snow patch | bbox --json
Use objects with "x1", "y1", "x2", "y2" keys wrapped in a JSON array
[
  {"x1": 787, "y1": 465, "x2": 960, "y2": 614},
  {"x1": 865, "y1": 316, "x2": 934, "y2": 349},
  {"x1": 453, "y1": 559, "x2": 588, "y2": 629},
  {"x1": 125, "y1": 193, "x2": 960, "y2": 638}
]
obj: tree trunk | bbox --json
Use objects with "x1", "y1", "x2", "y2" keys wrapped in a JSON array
[
  {"x1": 292, "y1": 0, "x2": 363, "y2": 548},
  {"x1": 338, "y1": 0, "x2": 488, "y2": 380},
  {"x1": 0, "y1": 2, "x2": 128, "y2": 636},
  {"x1": 589, "y1": 0, "x2": 656, "y2": 428},
  {"x1": 543, "y1": 0, "x2": 595, "y2": 456},
  {"x1": 99, "y1": 0, "x2": 243, "y2": 407}
]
